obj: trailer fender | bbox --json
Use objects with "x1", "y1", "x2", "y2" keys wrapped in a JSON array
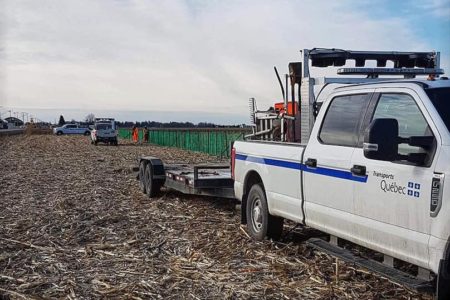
[{"x1": 140, "y1": 156, "x2": 166, "y2": 184}]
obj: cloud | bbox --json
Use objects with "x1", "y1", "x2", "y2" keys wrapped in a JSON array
[
  {"x1": 1, "y1": 0, "x2": 445, "y2": 122},
  {"x1": 418, "y1": 0, "x2": 450, "y2": 18}
]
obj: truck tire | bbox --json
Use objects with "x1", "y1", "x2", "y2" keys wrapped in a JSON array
[
  {"x1": 56, "y1": 131, "x2": 63, "y2": 136},
  {"x1": 144, "y1": 163, "x2": 161, "y2": 198},
  {"x1": 246, "y1": 184, "x2": 283, "y2": 241},
  {"x1": 84, "y1": 131, "x2": 90, "y2": 136},
  {"x1": 139, "y1": 161, "x2": 147, "y2": 193},
  {"x1": 437, "y1": 258, "x2": 450, "y2": 299}
]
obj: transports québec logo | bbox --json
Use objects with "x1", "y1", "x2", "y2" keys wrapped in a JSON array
[{"x1": 373, "y1": 171, "x2": 420, "y2": 198}]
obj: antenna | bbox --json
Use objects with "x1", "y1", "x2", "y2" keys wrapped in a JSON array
[{"x1": 274, "y1": 66, "x2": 285, "y2": 101}]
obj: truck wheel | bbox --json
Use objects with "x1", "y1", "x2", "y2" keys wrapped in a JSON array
[
  {"x1": 139, "y1": 161, "x2": 146, "y2": 193},
  {"x1": 56, "y1": 131, "x2": 63, "y2": 136},
  {"x1": 84, "y1": 131, "x2": 90, "y2": 136},
  {"x1": 437, "y1": 257, "x2": 450, "y2": 299},
  {"x1": 246, "y1": 184, "x2": 283, "y2": 241},
  {"x1": 144, "y1": 164, "x2": 161, "y2": 198}
]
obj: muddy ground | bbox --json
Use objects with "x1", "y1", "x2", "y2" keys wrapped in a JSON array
[{"x1": 0, "y1": 135, "x2": 432, "y2": 299}]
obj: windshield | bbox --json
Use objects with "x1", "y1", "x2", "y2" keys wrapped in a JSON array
[
  {"x1": 426, "y1": 87, "x2": 450, "y2": 133},
  {"x1": 95, "y1": 123, "x2": 112, "y2": 130}
]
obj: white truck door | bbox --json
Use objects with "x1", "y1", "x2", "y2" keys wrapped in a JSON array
[
  {"x1": 64, "y1": 125, "x2": 72, "y2": 133},
  {"x1": 352, "y1": 89, "x2": 437, "y2": 269},
  {"x1": 67, "y1": 124, "x2": 76, "y2": 134},
  {"x1": 303, "y1": 92, "x2": 372, "y2": 238}
]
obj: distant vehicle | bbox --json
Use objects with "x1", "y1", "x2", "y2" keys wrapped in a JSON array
[
  {"x1": 53, "y1": 124, "x2": 91, "y2": 136},
  {"x1": 91, "y1": 118, "x2": 118, "y2": 146}
]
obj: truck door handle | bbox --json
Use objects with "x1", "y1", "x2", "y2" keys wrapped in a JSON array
[
  {"x1": 305, "y1": 158, "x2": 317, "y2": 168},
  {"x1": 351, "y1": 165, "x2": 366, "y2": 176}
]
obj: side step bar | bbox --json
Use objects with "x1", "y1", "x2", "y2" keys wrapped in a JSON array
[{"x1": 306, "y1": 238, "x2": 435, "y2": 294}]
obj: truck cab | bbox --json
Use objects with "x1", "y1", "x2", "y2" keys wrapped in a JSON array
[
  {"x1": 303, "y1": 80, "x2": 449, "y2": 274},
  {"x1": 233, "y1": 48, "x2": 450, "y2": 298}
]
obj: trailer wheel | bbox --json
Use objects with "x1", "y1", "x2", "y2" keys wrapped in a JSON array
[
  {"x1": 144, "y1": 163, "x2": 161, "y2": 198},
  {"x1": 139, "y1": 161, "x2": 147, "y2": 193},
  {"x1": 246, "y1": 184, "x2": 283, "y2": 241}
]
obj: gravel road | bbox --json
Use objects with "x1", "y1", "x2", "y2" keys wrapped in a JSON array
[{"x1": 0, "y1": 135, "x2": 431, "y2": 299}]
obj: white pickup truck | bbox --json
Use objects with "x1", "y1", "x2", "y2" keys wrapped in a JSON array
[
  {"x1": 91, "y1": 118, "x2": 118, "y2": 146},
  {"x1": 232, "y1": 49, "x2": 449, "y2": 298},
  {"x1": 53, "y1": 123, "x2": 91, "y2": 136}
]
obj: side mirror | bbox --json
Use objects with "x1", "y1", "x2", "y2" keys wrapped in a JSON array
[{"x1": 363, "y1": 118, "x2": 399, "y2": 161}]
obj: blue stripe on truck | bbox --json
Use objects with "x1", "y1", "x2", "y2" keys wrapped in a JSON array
[
  {"x1": 235, "y1": 153, "x2": 368, "y2": 183},
  {"x1": 235, "y1": 153, "x2": 302, "y2": 170}
]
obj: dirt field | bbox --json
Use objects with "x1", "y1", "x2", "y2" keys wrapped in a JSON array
[{"x1": 0, "y1": 135, "x2": 432, "y2": 299}]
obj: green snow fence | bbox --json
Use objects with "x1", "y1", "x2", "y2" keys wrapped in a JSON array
[{"x1": 118, "y1": 128, "x2": 250, "y2": 158}]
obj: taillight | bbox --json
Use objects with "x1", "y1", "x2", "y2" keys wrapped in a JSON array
[{"x1": 231, "y1": 147, "x2": 236, "y2": 180}]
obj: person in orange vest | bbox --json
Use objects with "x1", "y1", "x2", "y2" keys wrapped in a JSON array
[{"x1": 132, "y1": 125, "x2": 139, "y2": 143}]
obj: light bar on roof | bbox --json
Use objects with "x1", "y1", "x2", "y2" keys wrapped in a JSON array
[{"x1": 337, "y1": 68, "x2": 445, "y2": 76}]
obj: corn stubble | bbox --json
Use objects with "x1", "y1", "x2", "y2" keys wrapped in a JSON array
[{"x1": 0, "y1": 135, "x2": 431, "y2": 299}]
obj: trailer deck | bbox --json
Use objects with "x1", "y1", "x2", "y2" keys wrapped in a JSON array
[{"x1": 164, "y1": 164, "x2": 234, "y2": 198}]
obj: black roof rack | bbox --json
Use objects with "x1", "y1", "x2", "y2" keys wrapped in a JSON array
[
  {"x1": 307, "y1": 48, "x2": 438, "y2": 68},
  {"x1": 302, "y1": 48, "x2": 441, "y2": 78}
]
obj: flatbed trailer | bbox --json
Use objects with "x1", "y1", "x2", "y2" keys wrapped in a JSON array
[{"x1": 137, "y1": 156, "x2": 234, "y2": 199}]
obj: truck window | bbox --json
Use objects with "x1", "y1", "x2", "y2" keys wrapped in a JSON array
[
  {"x1": 425, "y1": 87, "x2": 450, "y2": 133},
  {"x1": 319, "y1": 94, "x2": 370, "y2": 147},
  {"x1": 372, "y1": 93, "x2": 433, "y2": 156},
  {"x1": 95, "y1": 123, "x2": 112, "y2": 130}
]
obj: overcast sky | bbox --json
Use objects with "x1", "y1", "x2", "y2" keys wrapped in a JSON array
[{"x1": 1, "y1": 0, "x2": 449, "y2": 123}]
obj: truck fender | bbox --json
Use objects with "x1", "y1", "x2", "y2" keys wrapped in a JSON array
[{"x1": 241, "y1": 170, "x2": 264, "y2": 225}]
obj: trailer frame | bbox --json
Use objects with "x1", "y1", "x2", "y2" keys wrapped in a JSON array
[{"x1": 137, "y1": 156, "x2": 234, "y2": 199}]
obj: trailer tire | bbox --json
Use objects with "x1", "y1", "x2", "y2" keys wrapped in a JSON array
[
  {"x1": 144, "y1": 163, "x2": 161, "y2": 198},
  {"x1": 246, "y1": 184, "x2": 283, "y2": 241},
  {"x1": 139, "y1": 161, "x2": 147, "y2": 193}
]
